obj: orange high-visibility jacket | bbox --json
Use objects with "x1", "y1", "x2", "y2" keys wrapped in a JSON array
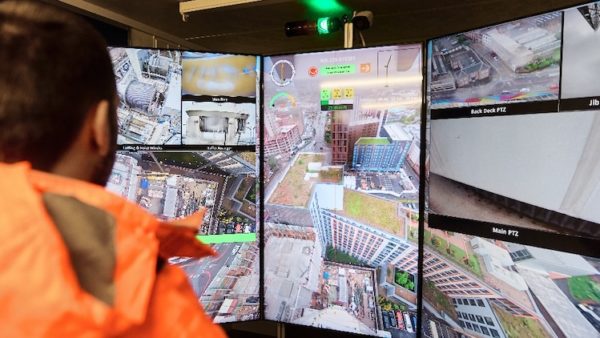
[{"x1": 0, "y1": 162, "x2": 228, "y2": 338}]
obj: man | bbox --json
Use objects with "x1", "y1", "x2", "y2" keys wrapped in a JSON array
[{"x1": 0, "y1": 1, "x2": 227, "y2": 337}]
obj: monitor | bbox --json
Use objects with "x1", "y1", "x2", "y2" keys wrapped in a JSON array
[
  {"x1": 106, "y1": 47, "x2": 261, "y2": 323},
  {"x1": 263, "y1": 44, "x2": 423, "y2": 337},
  {"x1": 421, "y1": 223, "x2": 600, "y2": 338},
  {"x1": 426, "y1": 5, "x2": 600, "y2": 238}
]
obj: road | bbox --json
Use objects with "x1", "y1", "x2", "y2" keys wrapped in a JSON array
[{"x1": 178, "y1": 243, "x2": 237, "y2": 296}]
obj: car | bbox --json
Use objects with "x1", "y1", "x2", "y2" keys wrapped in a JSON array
[
  {"x1": 395, "y1": 311, "x2": 405, "y2": 330},
  {"x1": 403, "y1": 312, "x2": 414, "y2": 333}
]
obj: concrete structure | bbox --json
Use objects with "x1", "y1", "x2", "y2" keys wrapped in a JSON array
[
  {"x1": 107, "y1": 154, "x2": 141, "y2": 202},
  {"x1": 454, "y1": 298, "x2": 507, "y2": 338},
  {"x1": 163, "y1": 186, "x2": 178, "y2": 218},
  {"x1": 517, "y1": 267, "x2": 599, "y2": 338},
  {"x1": 421, "y1": 248, "x2": 535, "y2": 317},
  {"x1": 482, "y1": 25, "x2": 560, "y2": 72},
  {"x1": 430, "y1": 50, "x2": 457, "y2": 93},
  {"x1": 330, "y1": 111, "x2": 352, "y2": 165},
  {"x1": 430, "y1": 112, "x2": 600, "y2": 236},
  {"x1": 351, "y1": 124, "x2": 412, "y2": 172},
  {"x1": 407, "y1": 138, "x2": 421, "y2": 175},
  {"x1": 292, "y1": 306, "x2": 385, "y2": 337},
  {"x1": 347, "y1": 119, "x2": 380, "y2": 163},
  {"x1": 447, "y1": 46, "x2": 490, "y2": 87},
  {"x1": 264, "y1": 123, "x2": 301, "y2": 157},
  {"x1": 264, "y1": 224, "x2": 323, "y2": 322},
  {"x1": 309, "y1": 184, "x2": 416, "y2": 268}
]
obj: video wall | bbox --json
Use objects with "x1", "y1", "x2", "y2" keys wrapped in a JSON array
[
  {"x1": 96, "y1": 2, "x2": 600, "y2": 335},
  {"x1": 106, "y1": 48, "x2": 261, "y2": 323},
  {"x1": 263, "y1": 45, "x2": 422, "y2": 337},
  {"x1": 425, "y1": 2, "x2": 600, "y2": 338}
]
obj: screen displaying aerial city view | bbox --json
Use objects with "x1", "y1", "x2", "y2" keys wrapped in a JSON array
[
  {"x1": 263, "y1": 45, "x2": 422, "y2": 337},
  {"x1": 109, "y1": 48, "x2": 183, "y2": 145},
  {"x1": 182, "y1": 52, "x2": 259, "y2": 146},
  {"x1": 561, "y1": 2, "x2": 600, "y2": 99},
  {"x1": 106, "y1": 150, "x2": 260, "y2": 322},
  {"x1": 428, "y1": 12, "x2": 561, "y2": 110},
  {"x1": 421, "y1": 225, "x2": 600, "y2": 338}
]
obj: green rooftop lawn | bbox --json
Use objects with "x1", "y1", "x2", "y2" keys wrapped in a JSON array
[
  {"x1": 319, "y1": 167, "x2": 343, "y2": 183},
  {"x1": 340, "y1": 189, "x2": 401, "y2": 235},
  {"x1": 493, "y1": 304, "x2": 550, "y2": 338},
  {"x1": 356, "y1": 137, "x2": 390, "y2": 146},
  {"x1": 269, "y1": 153, "x2": 325, "y2": 207},
  {"x1": 423, "y1": 280, "x2": 458, "y2": 320},
  {"x1": 425, "y1": 230, "x2": 483, "y2": 277},
  {"x1": 568, "y1": 275, "x2": 600, "y2": 304}
]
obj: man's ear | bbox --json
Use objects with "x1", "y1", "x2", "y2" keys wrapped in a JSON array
[{"x1": 89, "y1": 100, "x2": 111, "y2": 156}]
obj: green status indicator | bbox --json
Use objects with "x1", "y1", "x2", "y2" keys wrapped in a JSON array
[
  {"x1": 197, "y1": 233, "x2": 257, "y2": 244},
  {"x1": 320, "y1": 64, "x2": 356, "y2": 75}
]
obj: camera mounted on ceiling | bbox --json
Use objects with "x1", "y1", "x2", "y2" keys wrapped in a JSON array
[{"x1": 351, "y1": 10, "x2": 374, "y2": 31}]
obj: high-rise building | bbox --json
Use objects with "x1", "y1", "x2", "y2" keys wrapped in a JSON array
[
  {"x1": 330, "y1": 111, "x2": 352, "y2": 165},
  {"x1": 347, "y1": 120, "x2": 380, "y2": 163},
  {"x1": 264, "y1": 123, "x2": 301, "y2": 157},
  {"x1": 309, "y1": 184, "x2": 416, "y2": 267},
  {"x1": 421, "y1": 247, "x2": 535, "y2": 317},
  {"x1": 352, "y1": 124, "x2": 412, "y2": 172}
]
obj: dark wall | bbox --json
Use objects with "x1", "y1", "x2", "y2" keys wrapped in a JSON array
[{"x1": 82, "y1": 14, "x2": 128, "y2": 47}]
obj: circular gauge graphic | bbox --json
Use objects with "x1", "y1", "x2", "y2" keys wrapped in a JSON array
[{"x1": 270, "y1": 60, "x2": 295, "y2": 87}]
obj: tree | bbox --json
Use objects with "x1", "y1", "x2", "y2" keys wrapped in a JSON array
[
  {"x1": 268, "y1": 156, "x2": 278, "y2": 171},
  {"x1": 395, "y1": 271, "x2": 409, "y2": 286}
]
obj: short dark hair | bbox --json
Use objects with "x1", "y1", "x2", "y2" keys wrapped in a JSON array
[{"x1": 0, "y1": 0, "x2": 117, "y2": 170}]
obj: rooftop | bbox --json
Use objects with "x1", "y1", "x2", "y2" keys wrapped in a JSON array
[
  {"x1": 384, "y1": 123, "x2": 413, "y2": 142},
  {"x1": 339, "y1": 189, "x2": 402, "y2": 236},
  {"x1": 356, "y1": 137, "x2": 390, "y2": 146}
]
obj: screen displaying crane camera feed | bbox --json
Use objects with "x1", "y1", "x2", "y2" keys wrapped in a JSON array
[
  {"x1": 109, "y1": 48, "x2": 259, "y2": 147},
  {"x1": 428, "y1": 12, "x2": 562, "y2": 118},
  {"x1": 109, "y1": 48, "x2": 183, "y2": 145},
  {"x1": 182, "y1": 52, "x2": 259, "y2": 146},
  {"x1": 427, "y1": 5, "x2": 600, "y2": 239},
  {"x1": 263, "y1": 44, "x2": 422, "y2": 337},
  {"x1": 561, "y1": 2, "x2": 600, "y2": 105},
  {"x1": 421, "y1": 224, "x2": 600, "y2": 338},
  {"x1": 106, "y1": 150, "x2": 260, "y2": 323}
]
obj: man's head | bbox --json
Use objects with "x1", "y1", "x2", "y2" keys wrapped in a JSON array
[{"x1": 0, "y1": 0, "x2": 118, "y2": 185}]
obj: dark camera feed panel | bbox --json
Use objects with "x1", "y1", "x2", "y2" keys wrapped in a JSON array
[
  {"x1": 422, "y1": 224, "x2": 600, "y2": 338},
  {"x1": 109, "y1": 48, "x2": 183, "y2": 145},
  {"x1": 263, "y1": 44, "x2": 422, "y2": 337},
  {"x1": 106, "y1": 150, "x2": 260, "y2": 323},
  {"x1": 429, "y1": 12, "x2": 561, "y2": 112}
]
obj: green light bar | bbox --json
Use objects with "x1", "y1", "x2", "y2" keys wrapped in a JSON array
[{"x1": 197, "y1": 233, "x2": 257, "y2": 244}]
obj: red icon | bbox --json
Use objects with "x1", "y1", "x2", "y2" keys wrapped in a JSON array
[
  {"x1": 360, "y1": 63, "x2": 371, "y2": 73},
  {"x1": 308, "y1": 66, "x2": 318, "y2": 77}
]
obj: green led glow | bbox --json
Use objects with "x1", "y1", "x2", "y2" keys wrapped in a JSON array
[
  {"x1": 303, "y1": 0, "x2": 347, "y2": 14},
  {"x1": 317, "y1": 17, "x2": 331, "y2": 34}
]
